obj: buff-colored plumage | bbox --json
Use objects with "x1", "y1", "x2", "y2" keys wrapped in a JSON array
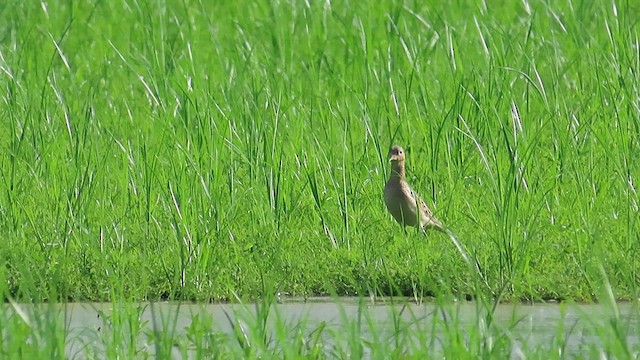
[{"x1": 384, "y1": 146, "x2": 444, "y2": 232}]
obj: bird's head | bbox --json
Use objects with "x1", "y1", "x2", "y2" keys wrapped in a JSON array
[{"x1": 388, "y1": 146, "x2": 406, "y2": 163}]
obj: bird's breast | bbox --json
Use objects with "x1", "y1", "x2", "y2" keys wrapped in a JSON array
[{"x1": 384, "y1": 180, "x2": 420, "y2": 227}]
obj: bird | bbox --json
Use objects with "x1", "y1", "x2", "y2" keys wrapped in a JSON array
[{"x1": 383, "y1": 145, "x2": 445, "y2": 233}]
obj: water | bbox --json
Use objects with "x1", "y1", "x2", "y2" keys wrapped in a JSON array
[{"x1": 9, "y1": 298, "x2": 640, "y2": 358}]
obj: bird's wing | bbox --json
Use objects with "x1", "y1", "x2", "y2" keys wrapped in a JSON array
[
  {"x1": 404, "y1": 186, "x2": 420, "y2": 211},
  {"x1": 410, "y1": 190, "x2": 430, "y2": 216},
  {"x1": 412, "y1": 190, "x2": 444, "y2": 228},
  {"x1": 416, "y1": 196, "x2": 432, "y2": 216}
]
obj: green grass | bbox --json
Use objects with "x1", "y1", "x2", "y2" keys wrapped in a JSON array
[
  {"x1": 0, "y1": 0, "x2": 639, "y2": 316},
  {"x1": 1, "y1": 293, "x2": 639, "y2": 358}
]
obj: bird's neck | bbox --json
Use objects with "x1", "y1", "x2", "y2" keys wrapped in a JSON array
[{"x1": 390, "y1": 161, "x2": 405, "y2": 180}]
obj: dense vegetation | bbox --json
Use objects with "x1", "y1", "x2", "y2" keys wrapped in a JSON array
[
  {"x1": 2, "y1": 0, "x2": 640, "y2": 358},
  {"x1": 1, "y1": 0, "x2": 638, "y2": 305}
]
